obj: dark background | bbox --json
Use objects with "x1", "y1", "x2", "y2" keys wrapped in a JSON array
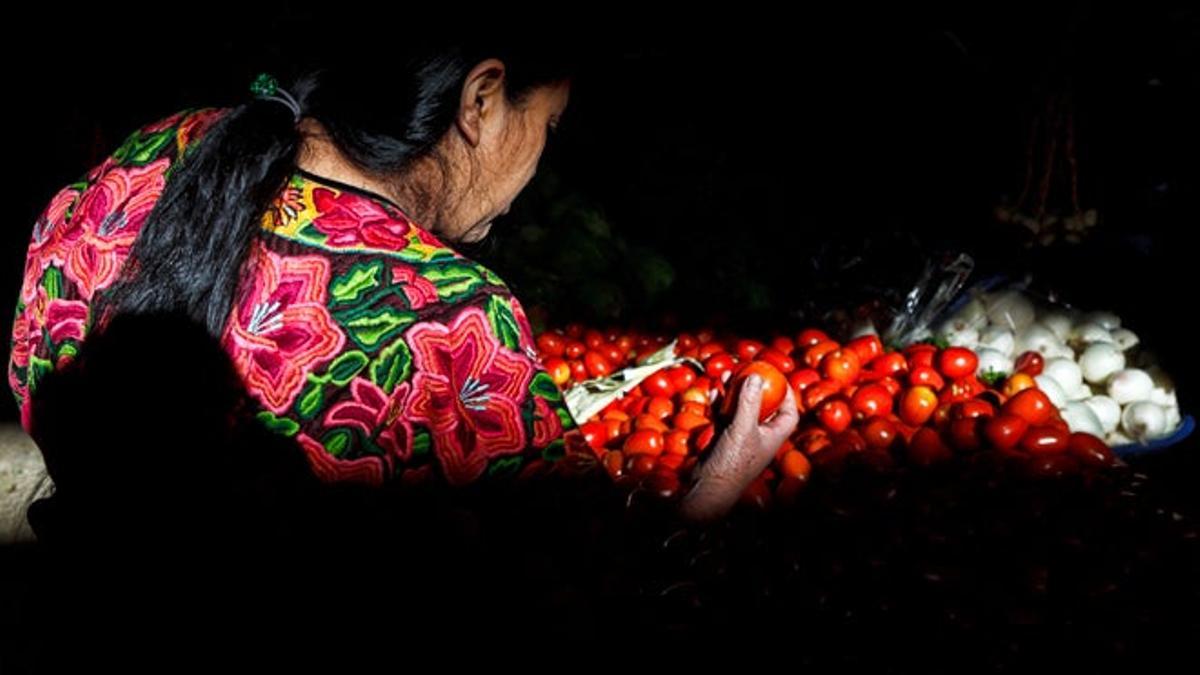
[{"x1": 5, "y1": 3, "x2": 1197, "y2": 424}]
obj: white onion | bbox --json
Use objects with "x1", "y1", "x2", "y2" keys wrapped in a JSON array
[
  {"x1": 1108, "y1": 369, "x2": 1154, "y2": 405},
  {"x1": 1078, "y1": 343, "x2": 1126, "y2": 385},
  {"x1": 1084, "y1": 396, "x2": 1122, "y2": 434},
  {"x1": 1068, "y1": 383, "x2": 1094, "y2": 402},
  {"x1": 1083, "y1": 311, "x2": 1122, "y2": 331},
  {"x1": 1047, "y1": 342, "x2": 1078, "y2": 360},
  {"x1": 1071, "y1": 322, "x2": 1116, "y2": 346},
  {"x1": 1034, "y1": 374, "x2": 1069, "y2": 409},
  {"x1": 1107, "y1": 431, "x2": 1134, "y2": 447},
  {"x1": 1121, "y1": 401, "x2": 1168, "y2": 441},
  {"x1": 936, "y1": 320, "x2": 978, "y2": 348},
  {"x1": 1063, "y1": 402, "x2": 1105, "y2": 437},
  {"x1": 986, "y1": 291, "x2": 1036, "y2": 331},
  {"x1": 1149, "y1": 386, "x2": 1178, "y2": 409},
  {"x1": 1110, "y1": 328, "x2": 1140, "y2": 351},
  {"x1": 1015, "y1": 324, "x2": 1062, "y2": 356},
  {"x1": 1044, "y1": 357, "x2": 1084, "y2": 393},
  {"x1": 955, "y1": 297, "x2": 989, "y2": 331},
  {"x1": 1039, "y1": 312, "x2": 1074, "y2": 342},
  {"x1": 975, "y1": 348, "x2": 1012, "y2": 378},
  {"x1": 1165, "y1": 405, "x2": 1181, "y2": 432},
  {"x1": 977, "y1": 326, "x2": 1016, "y2": 356}
]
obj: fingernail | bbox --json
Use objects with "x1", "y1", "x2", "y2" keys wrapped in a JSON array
[{"x1": 747, "y1": 375, "x2": 761, "y2": 389}]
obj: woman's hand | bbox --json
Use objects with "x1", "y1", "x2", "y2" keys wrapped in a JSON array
[{"x1": 676, "y1": 374, "x2": 799, "y2": 524}]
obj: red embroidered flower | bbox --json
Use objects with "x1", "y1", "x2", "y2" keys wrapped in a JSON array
[
  {"x1": 391, "y1": 264, "x2": 439, "y2": 310},
  {"x1": 296, "y1": 433, "x2": 386, "y2": 486},
  {"x1": 324, "y1": 378, "x2": 415, "y2": 464},
  {"x1": 403, "y1": 305, "x2": 536, "y2": 485},
  {"x1": 224, "y1": 242, "x2": 345, "y2": 413},
  {"x1": 21, "y1": 186, "x2": 82, "y2": 304},
  {"x1": 311, "y1": 187, "x2": 413, "y2": 251},
  {"x1": 44, "y1": 299, "x2": 88, "y2": 347},
  {"x1": 57, "y1": 158, "x2": 170, "y2": 300}
]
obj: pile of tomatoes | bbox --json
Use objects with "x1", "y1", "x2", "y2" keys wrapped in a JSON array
[{"x1": 534, "y1": 324, "x2": 1120, "y2": 508}]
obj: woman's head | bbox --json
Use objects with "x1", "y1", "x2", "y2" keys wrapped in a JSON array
[
  {"x1": 290, "y1": 33, "x2": 577, "y2": 245},
  {"x1": 96, "y1": 28, "x2": 586, "y2": 338}
]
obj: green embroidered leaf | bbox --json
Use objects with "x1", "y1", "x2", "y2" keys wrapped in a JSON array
[
  {"x1": 330, "y1": 261, "x2": 384, "y2": 306},
  {"x1": 412, "y1": 430, "x2": 431, "y2": 458},
  {"x1": 541, "y1": 439, "x2": 566, "y2": 462},
  {"x1": 529, "y1": 371, "x2": 563, "y2": 402},
  {"x1": 482, "y1": 267, "x2": 507, "y2": 287},
  {"x1": 256, "y1": 411, "x2": 300, "y2": 437},
  {"x1": 26, "y1": 356, "x2": 52, "y2": 395},
  {"x1": 371, "y1": 336, "x2": 413, "y2": 395},
  {"x1": 297, "y1": 221, "x2": 325, "y2": 243},
  {"x1": 334, "y1": 306, "x2": 416, "y2": 351},
  {"x1": 112, "y1": 129, "x2": 175, "y2": 166},
  {"x1": 487, "y1": 455, "x2": 524, "y2": 478},
  {"x1": 485, "y1": 294, "x2": 521, "y2": 351},
  {"x1": 296, "y1": 379, "x2": 325, "y2": 420},
  {"x1": 555, "y1": 407, "x2": 575, "y2": 430},
  {"x1": 41, "y1": 267, "x2": 64, "y2": 300},
  {"x1": 327, "y1": 350, "x2": 369, "y2": 386},
  {"x1": 426, "y1": 262, "x2": 485, "y2": 303},
  {"x1": 322, "y1": 428, "x2": 352, "y2": 457},
  {"x1": 55, "y1": 342, "x2": 79, "y2": 363}
]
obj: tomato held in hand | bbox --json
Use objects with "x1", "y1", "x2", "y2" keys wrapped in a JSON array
[{"x1": 722, "y1": 361, "x2": 789, "y2": 423}]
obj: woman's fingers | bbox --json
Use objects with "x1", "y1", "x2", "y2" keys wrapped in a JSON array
[
  {"x1": 765, "y1": 384, "x2": 800, "y2": 435},
  {"x1": 733, "y1": 375, "x2": 764, "y2": 436}
]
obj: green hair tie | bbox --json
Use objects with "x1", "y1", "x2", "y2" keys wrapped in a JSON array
[{"x1": 249, "y1": 72, "x2": 302, "y2": 122}]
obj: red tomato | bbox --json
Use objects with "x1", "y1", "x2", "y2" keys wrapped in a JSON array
[
  {"x1": 862, "y1": 417, "x2": 899, "y2": 450},
  {"x1": 568, "y1": 359, "x2": 588, "y2": 382},
  {"x1": 722, "y1": 361, "x2": 789, "y2": 423},
  {"x1": 625, "y1": 453, "x2": 657, "y2": 476},
  {"x1": 954, "y1": 399, "x2": 996, "y2": 420},
  {"x1": 943, "y1": 376, "x2": 986, "y2": 404},
  {"x1": 697, "y1": 341, "x2": 726, "y2": 360},
  {"x1": 680, "y1": 386, "x2": 709, "y2": 406},
  {"x1": 646, "y1": 398, "x2": 675, "y2": 421},
  {"x1": 905, "y1": 344, "x2": 937, "y2": 370},
  {"x1": 679, "y1": 402, "x2": 707, "y2": 418},
  {"x1": 796, "y1": 328, "x2": 831, "y2": 349},
  {"x1": 909, "y1": 366, "x2": 946, "y2": 391},
  {"x1": 1003, "y1": 389, "x2": 1055, "y2": 426},
  {"x1": 1068, "y1": 433, "x2": 1116, "y2": 467},
  {"x1": 602, "y1": 450, "x2": 624, "y2": 478},
  {"x1": 664, "y1": 430, "x2": 690, "y2": 456},
  {"x1": 704, "y1": 352, "x2": 737, "y2": 382},
  {"x1": 779, "y1": 450, "x2": 812, "y2": 482},
  {"x1": 822, "y1": 349, "x2": 862, "y2": 385},
  {"x1": 899, "y1": 386, "x2": 939, "y2": 426},
  {"x1": 623, "y1": 430, "x2": 664, "y2": 456},
  {"x1": 818, "y1": 398, "x2": 853, "y2": 433},
  {"x1": 1026, "y1": 454, "x2": 1080, "y2": 479},
  {"x1": 984, "y1": 414, "x2": 1029, "y2": 450},
  {"x1": 673, "y1": 411, "x2": 709, "y2": 433},
  {"x1": 564, "y1": 323, "x2": 585, "y2": 339},
  {"x1": 771, "y1": 336, "x2": 796, "y2": 357},
  {"x1": 583, "y1": 330, "x2": 605, "y2": 350},
  {"x1": 692, "y1": 423, "x2": 716, "y2": 452},
  {"x1": 564, "y1": 340, "x2": 587, "y2": 360},
  {"x1": 695, "y1": 328, "x2": 716, "y2": 344},
  {"x1": 640, "y1": 370, "x2": 675, "y2": 398},
  {"x1": 602, "y1": 342, "x2": 625, "y2": 368},
  {"x1": 634, "y1": 414, "x2": 669, "y2": 434},
  {"x1": 948, "y1": 418, "x2": 984, "y2": 451},
  {"x1": 665, "y1": 365, "x2": 696, "y2": 392},
  {"x1": 868, "y1": 352, "x2": 909, "y2": 378},
  {"x1": 788, "y1": 369, "x2": 821, "y2": 395},
  {"x1": 583, "y1": 351, "x2": 613, "y2": 378},
  {"x1": 847, "y1": 335, "x2": 884, "y2": 364},
  {"x1": 676, "y1": 333, "x2": 698, "y2": 353},
  {"x1": 655, "y1": 454, "x2": 685, "y2": 472},
  {"x1": 1014, "y1": 351, "x2": 1045, "y2": 376},
  {"x1": 851, "y1": 384, "x2": 893, "y2": 419},
  {"x1": 758, "y1": 348, "x2": 796, "y2": 374},
  {"x1": 908, "y1": 428, "x2": 953, "y2": 466},
  {"x1": 804, "y1": 341, "x2": 840, "y2": 369},
  {"x1": 544, "y1": 357, "x2": 571, "y2": 387},
  {"x1": 1020, "y1": 426, "x2": 1070, "y2": 454},
  {"x1": 1002, "y1": 373, "x2": 1037, "y2": 399},
  {"x1": 579, "y1": 421, "x2": 608, "y2": 455},
  {"x1": 736, "y1": 339, "x2": 765, "y2": 361},
  {"x1": 536, "y1": 332, "x2": 566, "y2": 358},
  {"x1": 878, "y1": 376, "x2": 903, "y2": 398},
  {"x1": 803, "y1": 380, "x2": 842, "y2": 413},
  {"x1": 938, "y1": 347, "x2": 979, "y2": 379}
]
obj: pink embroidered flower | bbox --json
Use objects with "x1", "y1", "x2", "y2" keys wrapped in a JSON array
[
  {"x1": 391, "y1": 264, "x2": 439, "y2": 310},
  {"x1": 21, "y1": 186, "x2": 82, "y2": 304},
  {"x1": 224, "y1": 242, "x2": 345, "y2": 414},
  {"x1": 403, "y1": 305, "x2": 536, "y2": 485},
  {"x1": 324, "y1": 377, "x2": 415, "y2": 464},
  {"x1": 296, "y1": 433, "x2": 386, "y2": 486},
  {"x1": 311, "y1": 187, "x2": 413, "y2": 251},
  {"x1": 44, "y1": 299, "x2": 88, "y2": 346},
  {"x1": 57, "y1": 158, "x2": 170, "y2": 299}
]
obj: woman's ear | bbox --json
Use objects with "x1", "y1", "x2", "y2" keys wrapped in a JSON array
[{"x1": 455, "y1": 58, "x2": 507, "y2": 147}]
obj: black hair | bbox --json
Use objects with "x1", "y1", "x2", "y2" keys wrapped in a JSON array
[{"x1": 93, "y1": 28, "x2": 585, "y2": 338}]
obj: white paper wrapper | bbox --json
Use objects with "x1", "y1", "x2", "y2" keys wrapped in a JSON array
[{"x1": 563, "y1": 339, "x2": 704, "y2": 424}]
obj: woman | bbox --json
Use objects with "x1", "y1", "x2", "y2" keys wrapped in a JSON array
[{"x1": 8, "y1": 31, "x2": 797, "y2": 528}]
